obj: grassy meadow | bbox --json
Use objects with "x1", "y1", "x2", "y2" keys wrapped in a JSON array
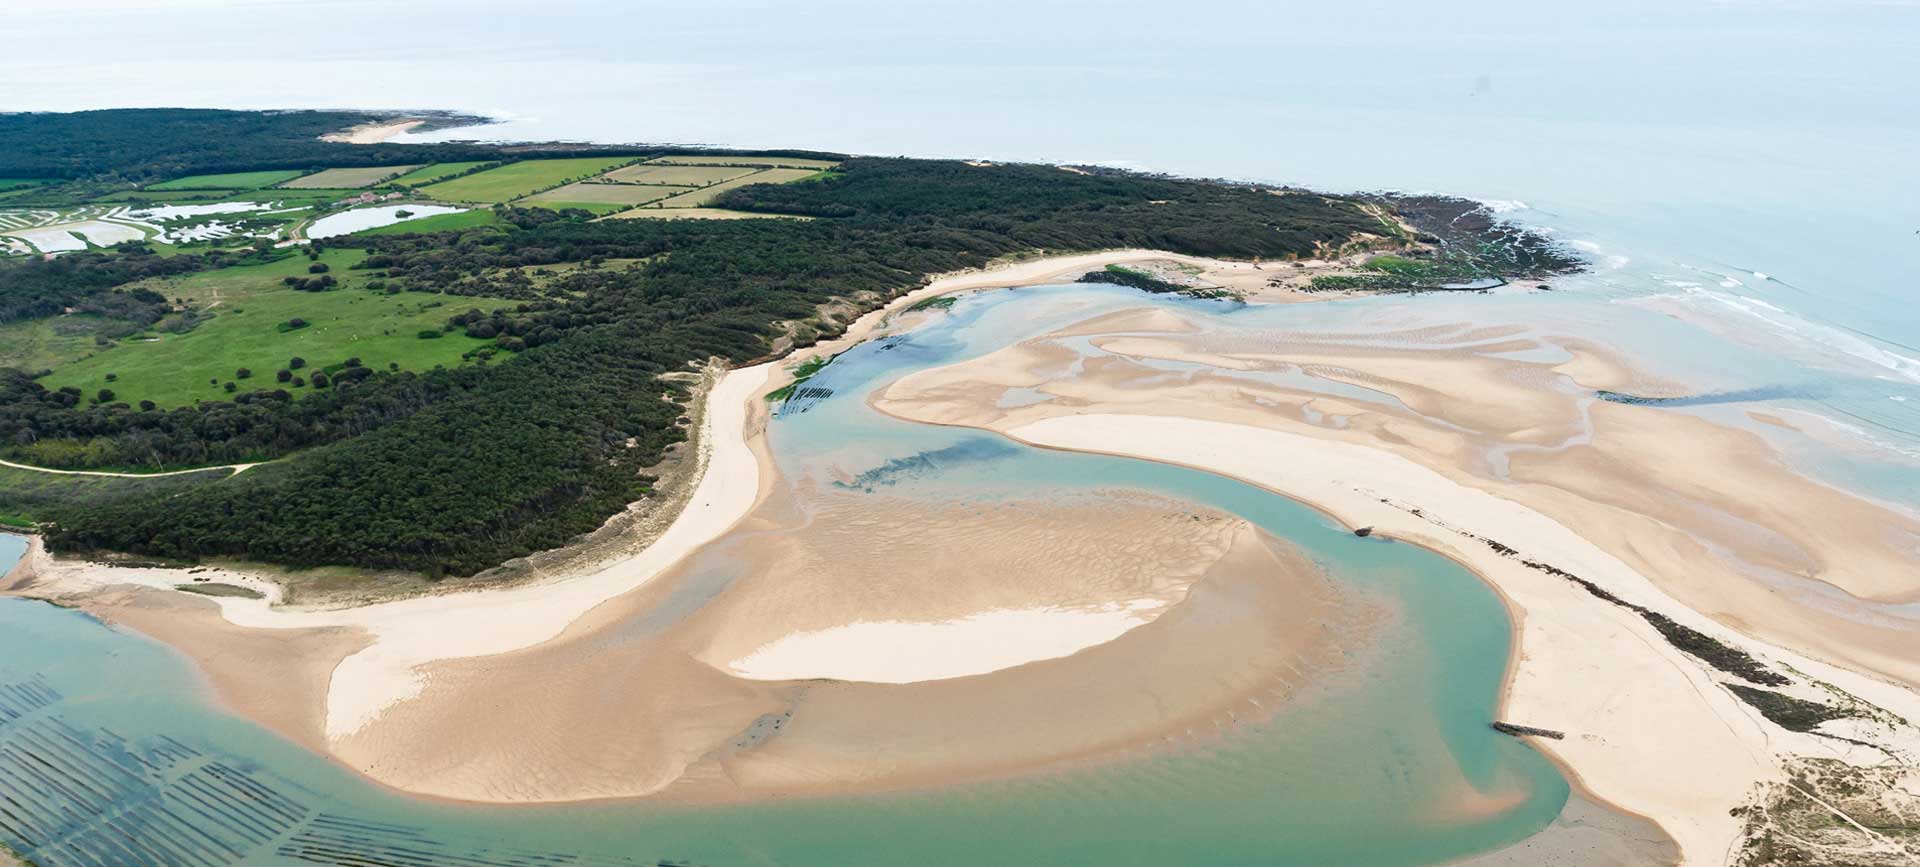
[
  {"x1": 33, "y1": 248, "x2": 516, "y2": 407},
  {"x1": 148, "y1": 170, "x2": 308, "y2": 191},
  {"x1": 420, "y1": 157, "x2": 635, "y2": 203}
]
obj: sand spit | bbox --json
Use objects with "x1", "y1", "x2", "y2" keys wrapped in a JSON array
[
  {"x1": 320, "y1": 118, "x2": 424, "y2": 144},
  {"x1": 874, "y1": 309, "x2": 1920, "y2": 865}
]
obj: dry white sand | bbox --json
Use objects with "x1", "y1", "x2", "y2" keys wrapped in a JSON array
[
  {"x1": 726, "y1": 602, "x2": 1167, "y2": 683},
  {"x1": 320, "y1": 119, "x2": 424, "y2": 144}
]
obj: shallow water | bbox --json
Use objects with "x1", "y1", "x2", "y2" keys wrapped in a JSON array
[
  {"x1": 0, "y1": 285, "x2": 1578, "y2": 865},
  {"x1": 305, "y1": 204, "x2": 466, "y2": 239}
]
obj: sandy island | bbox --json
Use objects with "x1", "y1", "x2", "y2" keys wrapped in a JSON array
[{"x1": 8, "y1": 249, "x2": 1919, "y2": 864}]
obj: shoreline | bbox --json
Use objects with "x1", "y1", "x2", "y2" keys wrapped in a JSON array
[{"x1": 10, "y1": 248, "x2": 1909, "y2": 861}]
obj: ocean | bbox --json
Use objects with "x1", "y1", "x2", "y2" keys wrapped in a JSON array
[{"x1": 0, "y1": 0, "x2": 1915, "y2": 862}]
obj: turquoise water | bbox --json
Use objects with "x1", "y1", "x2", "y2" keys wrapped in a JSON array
[{"x1": 0, "y1": 284, "x2": 1572, "y2": 865}]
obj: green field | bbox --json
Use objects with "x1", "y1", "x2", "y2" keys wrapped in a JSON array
[
  {"x1": 148, "y1": 170, "x2": 309, "y2": 191},
  {"x1": 650, "y1": 155, "x2": 840, "y2": 170},
  {"x1": 390, "y1": 162, "x2": 496, "y2": 186},
  {"x1": 29, "y1": 248, "x2": 517, "y2": 406},
  {"x1": 358, "y1": 208, "x2": 502, "y2": 236},
  {"x1": 419, "y1": 157, "x2": 636, "y2": 203},
  {"x1": 280, "y1": 165, "x2": 422, "y2": 189},
  {"x1": 602, "y1": 164, "x2": 753, "y2": 186},
  {"x1": 521, "y1": 182, "x2": 681, "y2": 211}
]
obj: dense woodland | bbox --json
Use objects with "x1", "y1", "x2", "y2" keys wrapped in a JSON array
[{"x1": 1, "y1": 111, "x2": 1569, "y2": 576}]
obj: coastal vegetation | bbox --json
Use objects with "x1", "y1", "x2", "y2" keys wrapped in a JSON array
[{"x1": 0, "y1": 109, "x2": 1571, "y2": 577}]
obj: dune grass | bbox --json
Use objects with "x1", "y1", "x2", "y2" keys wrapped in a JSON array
[
  {"x1": 0, "y1": 463, "x2": 231, "y2": 527},
  {"x1": 419, "y1": 157, "x2": 636, "y2": 204}
]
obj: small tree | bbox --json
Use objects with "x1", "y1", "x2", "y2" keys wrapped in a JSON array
[
  {"x1": 291, "y1": 376, "x2": 306, "y2": 388},
  {"x1": 138, "y1": 399, "x2": 156, "y2": 411},
  {"x1": 311, "y1": 372, "x2": 330, "y2": 388},
  {"x1": 97, "y1": 388, "x2": 115, "y2": 403},
  {"x1": 222, "y1": 382, "x2": 237, "y2": 393},
  {"x1": 289, "y1": 356, "x2": 306, "y2": 369},
  {"x1": 276, "y1": 369, "x2": 292, "y2": 382},
  {"x1": 308, "y1": 262, "x2": 330, "y2": 274}
]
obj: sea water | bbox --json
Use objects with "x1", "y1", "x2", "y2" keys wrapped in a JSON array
[
  {"x1": 2, "y1": 0, "x2": 1916, "y2": 861},
  {"x1": 0, "y1": 285, "x2": 1575, "y2": 865}
]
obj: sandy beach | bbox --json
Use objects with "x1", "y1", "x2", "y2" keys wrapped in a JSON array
[{"x1": 320, "y1": 118, "x2": 424, "y2": 144}]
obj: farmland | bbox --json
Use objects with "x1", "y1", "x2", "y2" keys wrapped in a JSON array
[
  {"x1": 519, "y1": 182, "x2": 682, "y2": 212},
  {"x1": 39, "y1": 249, "x2": 516, "y2": 407},
  {"x1": 420, "y1": 157, "x2": 635, "y2": 203},
  {"x1": 601, "y1": 164, "x2": 754, "y2": 186},
  {"x1": 148, "y1": 170, "x2": 308, "y2": 191},
  {"x1": 280, "y1": 165, "x2": 423, "y2": 189},
  {"x1": 390, "y1": 162, "x2": 496, "y2": 186},
  {"x1": 646, "y1": 168, "x2": 824, "y2": 208}
]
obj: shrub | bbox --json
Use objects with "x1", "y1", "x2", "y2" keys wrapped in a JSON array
[
  {"x1": 417, "y1": 329, "x2": 442, "y2": 339},
  {"x1": 138, "y1": 400, "x2": 156, "y2": 411},
  {"x1": 310, "y1": 372, "x2": 329, "y2": 388},
  {"x1": 289, "y1": 356, "x2": 306, "y2": 369},
  {"x1": 96, "y1": 388, "x2": 115, "y2": 403},
  {"x1": 104, "y1": 373, "x2": 117, "y2": 382},
  {"x1": 344, "y1": 357, "x2": 362, "y2": 368},
  {"x1": 236, "y1": 368, "x2": 252, "y2": 379},
  {"x1": 291, "y1": 376, "x2": 305, "y2": 388},
  {"x1": 222, "y1": 382, "x2": 237, "y2": 393},
  {"x1": 308, "y1": 262, "x2": 330, "y2": 274},
  {"x1": 276, "y1": 369, "x2": 292, "y2": 382}
]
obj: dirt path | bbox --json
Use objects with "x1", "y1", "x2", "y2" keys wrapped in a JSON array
[{"x1": 0, "y1": 457, "x2": 256, "y2": 478}]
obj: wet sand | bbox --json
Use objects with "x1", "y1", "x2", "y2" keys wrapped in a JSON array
[{"x1": 872, "y1": 304, "x2": 1920, "y2": 863}]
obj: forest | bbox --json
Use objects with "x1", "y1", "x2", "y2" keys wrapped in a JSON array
[{"x1": 1, "y1": 111, "x2": 1571, "y2": 576}]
